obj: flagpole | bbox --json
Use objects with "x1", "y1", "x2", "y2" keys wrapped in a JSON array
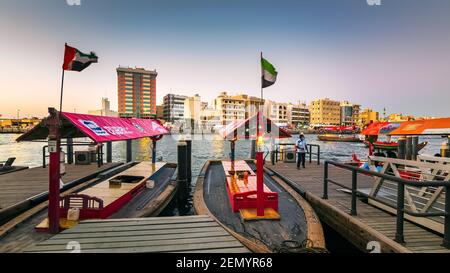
[
  {"x1": 256, "y1": 51, "x2": 264, "y2": 217},
  {"x1": 59, "y1": 69, "x2": 65, "y2": 114}
]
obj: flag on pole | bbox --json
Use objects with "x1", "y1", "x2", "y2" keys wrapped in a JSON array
[
  {"x1": 261, "y1": 57, "x2": 278, "y2": 88},
  {"x1": 62, "y1": 44, "x2": 98, "y2": 72}
]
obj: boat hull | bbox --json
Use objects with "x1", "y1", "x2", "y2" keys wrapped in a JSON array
[
  {"x1": 317, "y1": 134, "x2": 363, "y2": 143},
  {"x1": 194, "y1": 160, "x2": 325, "y2": 253}
]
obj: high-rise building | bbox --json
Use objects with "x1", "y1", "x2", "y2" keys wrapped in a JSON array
[
  {"x1": 309, "y1": 98, "x2": 341, "y2": 126},
  {"x1": 287, "y1": 102, "x2": 310, "y2": 127},
  {"x1": 163, "y1": 94, "x2": 187, "y2": 123},
  {"x1": 88, "y1": 97, "x2": 119, "y2": 117},
  {"x1": 117, "y1": 66, "x2": 157, "y2": 118},
  {"x1": 264, "y1": 100, "x2": 288, "y2": 125},
  {"x1": 340, "y1": 101, "x2": 361, "y2": 126},
  {"x1": 359, "y1": 108, "x2": 379, "y2": 126}
]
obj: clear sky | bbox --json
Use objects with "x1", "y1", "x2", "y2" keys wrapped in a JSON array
[{"x1": 0, "y1": 0, "x2": 449, "y2": 118}]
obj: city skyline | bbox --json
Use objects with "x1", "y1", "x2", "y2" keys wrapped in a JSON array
[{"x1": 1, "y1": 0, "x2": 450, "y2": 118}]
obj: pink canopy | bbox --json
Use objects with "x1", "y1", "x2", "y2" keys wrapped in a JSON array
[{"x1": 17, "y1": 112, "x2": 169, "y2": 143}]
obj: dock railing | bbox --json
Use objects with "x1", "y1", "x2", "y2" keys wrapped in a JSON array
[
  {"x1": 273, "y1": 143, "x2": 321, "y2": 165},
  {"x1": 323, "y1": 160, "x2": 450, "y2": 248},
  {"x1": 42, "y1": 142, "x2": 105, "y2": 168}
]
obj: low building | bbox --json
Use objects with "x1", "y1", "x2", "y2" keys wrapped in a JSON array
[
  {"x1": 264, "y1": 100, "x2": 288, "y2": 125},
  {"x1": 359, "y1": 108, "x2": 379, "y2": 126},
  {"x1": 388, "y1": 113, "x2": 415, "y2": 122},
  {"x1": 309, "y1": 98, "x2": 341, "y2": 126},
  {"x1": 163, "y1": 94, "x2": 187, "y2": 123},
  {"x1": 340, "y1": 101, "x2": 361, "y2": 126},
  {"x1": 88, "y1": 98, "x2": 119, "y2": 117},
  {"x1": 287, "y1": 102, "x2": 310, "y2": 128}
]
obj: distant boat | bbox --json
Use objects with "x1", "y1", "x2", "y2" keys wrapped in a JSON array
[{"x1": 317, "y1": 134, "x2": 363, "y2": 143}]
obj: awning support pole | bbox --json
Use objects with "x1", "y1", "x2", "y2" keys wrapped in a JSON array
[{"x1": 47, "y1": 108, "x2": 61, "y2": 234}]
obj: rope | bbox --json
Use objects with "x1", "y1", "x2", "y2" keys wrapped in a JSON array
[{"x1": 274, "y1": 239, "x2": 329, "y2": 253}]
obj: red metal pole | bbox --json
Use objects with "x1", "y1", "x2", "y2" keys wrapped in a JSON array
[
  {"x1": 47, "y1": 108, "x2": 61, "y2": 233},
  {"x1": 256, "y1": 112, "x2": 265, "y2": 216}
]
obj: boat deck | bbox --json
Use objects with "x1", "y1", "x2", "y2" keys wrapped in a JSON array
[
  {"x1": 24, "y1": 216, "x2": 250, "y2": 253},
  {"x1": 0, "y1": 163, "x2": 121, "y2": 211},
  {"x1": 268, "y1": 161, "x2": 450, "y2": 253}
]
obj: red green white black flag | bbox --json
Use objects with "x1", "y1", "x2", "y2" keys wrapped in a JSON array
[{"x1": 62, "y1": 44, "x2": 98, "y2": 72}]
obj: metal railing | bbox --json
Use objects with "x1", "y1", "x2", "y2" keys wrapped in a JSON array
[
  {"x1": 42, "y1": 142, "x2": 104, "y2": 168},
  {"x1": 273, "y1": 143, "x2": 321, "y2": 165},
  {"x1": 322, "y1": 160, "x2": 450, "y2": 248}
]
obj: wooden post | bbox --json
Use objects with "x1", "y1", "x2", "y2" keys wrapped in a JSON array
[
  {"x1": 66, "y1": 137, "x2": 73, "y2": 164},
  {"x1": 405, "y1": 136, "x2": 412, "y2": 160},
  {"x1": 397, "y1": 137, "x2": 406, "y2": 160},
  {"x1": 411, "y1": 136, "x2": 419, "y2": 161},
  {"x1": 151, "y1": 139, "x2": 157, "y2": 164},
  {"x1": 106, "y1": 141, "x2": 112, "y2": 163},
  {"x1": 126, "y1": 139, "x2": 132, "y2": 163},
  {"x1": 250, "y1": 139, "x2": 256, "y2": 159},
  {"x1": 177, "y1": 141, "x2": 188, "y2": 184},
  {"x1": 186, "y1": 138, "x2": 192, "y2": 182}
]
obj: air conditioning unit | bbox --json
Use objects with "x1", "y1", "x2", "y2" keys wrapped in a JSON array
[
  {"x1": 75, "y1": 151, "x2": 91, "y2": 165},
  {"x1": 284, "y1": 150, "x2": 296, "y2": 163}
]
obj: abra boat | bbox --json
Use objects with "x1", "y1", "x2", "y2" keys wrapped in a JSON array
[
  {"x1": 363, "y1": 140, "x2": 428, "y2": 151},
  {"x1": 194, "y1": 114, "x2": 325, "y2": 253},
  {"x1": 317, "y1": 134, "x2": 363, "y2": 143},
  {"x1": 194, "y1": 160, "x2": 325, "y2": 253}
]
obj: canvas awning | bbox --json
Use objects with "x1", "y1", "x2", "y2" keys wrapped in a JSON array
[
  {"x1": 220, "y1": 114, "x2": 291, "y2": 140},
  {"x1": 361, "y1": 122, "x2": 402, "y2": 136},
  {"x1": 389, "y1": 118, "x2": 450, "y2": 135},
  {"x1": 17, "y1": 112, "x2": 169, "y2": 143}
]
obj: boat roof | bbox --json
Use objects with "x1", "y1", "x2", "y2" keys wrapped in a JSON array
[
  {"x1": 17, "y1": 111, "x2": 169, "y2": 143},
  {"x1": 389, "y1": 118, "x2": 450, "y2": 135},
  {"x1": 361, "y1": 121, "x2": 402, "y2": 136},
  {"x1": 220, "y1": 114, "x2": 291, "y2": 140}
]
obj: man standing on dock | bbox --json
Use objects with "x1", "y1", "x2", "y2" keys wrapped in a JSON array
[{"x1": 296, "y1": 133, "x2": 308, "y2": 170}]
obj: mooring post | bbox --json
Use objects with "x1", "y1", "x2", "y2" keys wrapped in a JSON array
[
  {"x1": 66, "y1": 137, "x2": 73, "y2": 164},
  {"x1": 350, "y1": 169, "x2": 357, "y2": 216},
  {"x1": 395, "y1": 182, "x2": 405, "y2": 244},
  {"x1": 126, "y1": 139, "x2": 132, "y2": 163},
  {"x1": 397, "y1": 137, "x2": 406, "y2": 160},
  {"x1": 106, "y1": 141, "x2": 112, "y2": 163},
  {"x1": 411, "y1": 136, "x2": 419, "y2": 161},
  {"x1": 405, "y1": 136, "x2": 412, "y2": 160},
  {"x1": 185, "y1": 138, "x2": 192, "y2": 182},
  {"x1": 178, "y1": 140, "x2": 188, "y2": 185},
  {"x1": 323, "y1": 161, "x2": 329, "y2": 199},
  {"x1": 443, "y1": 185, "x2": 450, "y2": 249},
  {"x1": 251, "y1": 139, "x2": 256, "y2": 160},
  {"x1": 151, "y1": 139, "x2": 157, "y2": 164}
]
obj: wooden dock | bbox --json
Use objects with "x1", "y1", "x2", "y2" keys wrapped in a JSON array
[
  {"x1": 0, "y1": 163, "x2": 120, "y2": 213},
  {"x1": 267, "y1": 161, "x2": 450, "y2": 253},
  {"x1": 24, "y1": 215, "x2": 250, "y2": 253}
]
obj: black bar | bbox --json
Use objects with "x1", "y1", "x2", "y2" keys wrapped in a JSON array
[
  {"x1": 186, "y1": 139, "x2": 192, "y2": 181},
  {"x1": 152, "y1": 139, "x2": 157, "y2": 164},
  {"x1": 177, "y1": 141, "x2": 188, "y2": 183},
  {"x1": 67, "y1": 138, "x2": 73, "y2": 164},
  {"x1": 323, "y1": 161, "x2": 328, "y2": 199},
  {"x1": 317, "y1": 145, "x2": 321, "y2": 165},
  {"x1": 250, "y1": 139, "x2": 256, "y2": 159},
  {"x1": 351, "y1": 170, "x2": 357, "y2": 215},
  {"x1": 126, "y1": 139, "x2": 132, "y2": 163},
  {"x1": 309, "y1": 145, "x2": 312, "y2": 163},
  {"x1": 443, "y1": 186, "x2": 450, "y2": 249},
  {"x1": 395, "y1": 182, "x2": 405, "y2": 244},
  {"x1": 42, "y1": 146, "x2": 47, "y2": 168},
  {"x1": 106, "y1": 141, "x2": 112, "y2": 163}
]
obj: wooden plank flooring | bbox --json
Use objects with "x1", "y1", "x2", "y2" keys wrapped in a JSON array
[
  {"x1": 24, "y1": 216, "x2": 250, "y2": 253},
  {"x1": 268, "y1": 161, "x2": 450, "y2": 253},
  {"x1": 0, "y1": 163, "x2": 120, "y2": 210}
]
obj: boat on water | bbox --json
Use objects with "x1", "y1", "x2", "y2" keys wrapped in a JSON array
[
  {"x1": 194, "y1": 160, "x2": 325, "y2": 253},
  {"x1": 0, "y1": 110, "x2": 178, "y2": 251},
  {"x1": 317, "y1": 134, "x2": 363, "y2": 143},
  {"x1": 193, "y1": 114, "x2": 325, "y2": 253},
  {"x1": 363, "y1": 140, "x2": 428, "y2": 151}
]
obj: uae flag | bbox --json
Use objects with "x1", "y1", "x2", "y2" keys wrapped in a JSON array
[
  {"x1": 62, "y1": 44, "x2": 98, "y2": 72},
  {"x1": 261, "y1": 57, "x2": 278, "y2": 88}
]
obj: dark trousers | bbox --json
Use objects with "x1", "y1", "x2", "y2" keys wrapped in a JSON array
[{"x1": 297, "y1": 152, "x2": 306, "y2": 168}]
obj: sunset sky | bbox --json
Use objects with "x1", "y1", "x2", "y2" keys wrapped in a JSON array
[{"x1": 0, "y1": 0, "x2": 449, "y2": 118}]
